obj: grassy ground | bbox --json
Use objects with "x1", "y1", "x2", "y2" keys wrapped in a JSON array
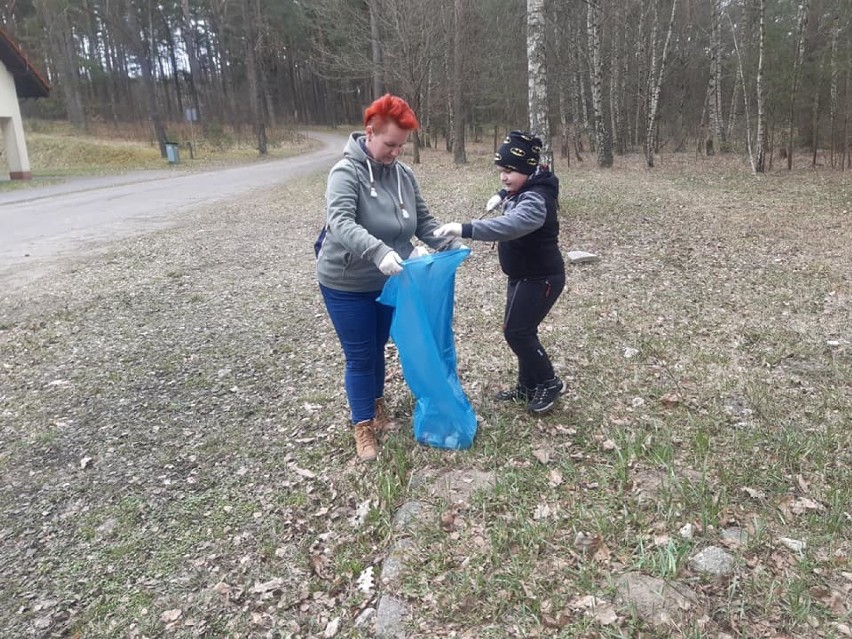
[
  {"x1": 0, "y1": 119, "x2": 318, "y2": 190},
  {"x1": 0, "y1": 142, "x2": 850, "y2": 638}
]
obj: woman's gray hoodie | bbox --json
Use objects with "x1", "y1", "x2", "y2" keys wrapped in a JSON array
[{"x1": 316, "y1": 132, "x2": 455, "y2": 292}]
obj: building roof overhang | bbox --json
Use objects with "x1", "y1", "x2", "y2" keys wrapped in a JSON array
[{"x1": 0, "y1": 26, "x2": 50, "y2": 98}]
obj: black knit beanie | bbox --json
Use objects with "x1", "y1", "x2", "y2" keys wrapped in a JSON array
[{"x1": 494, "y1": 130, "x2": 542, "y2": 175}]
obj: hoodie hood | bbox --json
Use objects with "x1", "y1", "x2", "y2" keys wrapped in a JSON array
[
  {"x1": 519, "y1": 169, "x2": 559, "y2": 202},
  {"x1": 343, "y1": 132, "x2": 399, "y2": 174}
]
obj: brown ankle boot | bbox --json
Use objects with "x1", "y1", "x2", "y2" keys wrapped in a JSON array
[
  {"x1": 354, "y1": 419, "x2": 378, "y2": 461},
  {"x1": 373, "y1": 398, "x2": 399, "y2": 436}
]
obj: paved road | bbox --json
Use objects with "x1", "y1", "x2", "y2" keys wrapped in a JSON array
[{"x1": 0, "y1": 131, "x2": 347, "y2": 291}]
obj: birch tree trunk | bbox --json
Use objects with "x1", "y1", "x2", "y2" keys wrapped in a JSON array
[
  {"x1": 726, "y1": 74, "x2": 740, "y2": 143},
  {"x1": 555, "y1": 10, "x2": 573, "y2": 165},
  {"x1": 645, "y1": 0, "x2": 678, "y2": 168},
  {"x1": 633, "y1": 0, "x2": 647, "y2": 149},
  {"x1": 727, "y1": 11, "x2": 754, "y2": 170},
  {"x1": 367, "y1": 0, "x2": 384, "y2": 100},
  {"x1": 829, "y1": 16, "x2": 839, "y2": 167},
  {"x1": 609, "y1": 5, "x2": 622, "y2": 155},
  {"x1": 527, "y1": 0, "x2": 551, "y2": 167},
  {"x1": 587, "y1": 0, "x2": 612, "y2": 168},
  {"x1": 845, "y1": 56, "x2": 850, "y2": 171},
  {"x1": 568, "y1": 34, "x2": 584, "y2": 161},
  {"x1": 707, "y1": 0, "x2": 725, "y2": 153},
  {"x1": 570, "y1": 25, "x2": 588, "y2": 156},
  {"x1": 646, "y1": 0, "x2": 659, "y2": 158},
  {"x1": 787, "y1": 0, "x2": 809, "y2": 170},
  {"x1": 754, "y1": 0, "x2": 767, "y2": 173},
  {"x1": 452, "y1": 0, "x2": 466, "y2": 164},
  {"x1": 811, "y1": 50, "x2": 825, "y2": 167}
]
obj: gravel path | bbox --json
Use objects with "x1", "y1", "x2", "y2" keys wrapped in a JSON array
[{"x1": 0, "y1": 131, "x2": 347, "y2": 291}]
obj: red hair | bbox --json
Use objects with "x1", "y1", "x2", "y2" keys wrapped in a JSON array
[{"x1": 363, "y1": 94, "x2": 419, "y2": 131}]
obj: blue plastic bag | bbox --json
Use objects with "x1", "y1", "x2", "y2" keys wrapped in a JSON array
[{"x1": 378, "y1": 248, "x2": 477, "y2": 449}]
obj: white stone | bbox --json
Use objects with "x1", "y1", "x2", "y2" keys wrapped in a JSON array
[
  {"x1": 679, "y1": 523, "x2": 695, "y2": 539},
  {"x1": 689, "y1": 546, "x2": 735, "y2": 577},
  {"x1": 567, "y1": 250, "x2": 600, "y2": 264},
  {"x1": 778, "y1": 537, "x2": 806, "y2": 553}
]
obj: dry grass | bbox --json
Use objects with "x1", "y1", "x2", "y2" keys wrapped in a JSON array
[
  {"x1": 0, "y1": 142, "x2": 850, "y2": 638},
  {"x1": 0, "y1": 120, "x2": 319, "y2": 186}
]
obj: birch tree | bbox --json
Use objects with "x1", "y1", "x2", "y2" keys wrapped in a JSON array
[
  {"x1": 367, "y1": 0, "x2": 384, "y2": 100},
  {"x1": 645, "y1": 0, "x2": 678, "y2": 167},
  {"x1": 452, "y1": 0, "x2": 466, "y2": 164},
  {"x1": 755, "y1": 0, "x2": 767, "y2": 173},
  {"x1": 787, "y1": 0, "x2": 810, "y2": 170},
  {"x1": 527, "y1": 0, "x2": 551, "y2": 167},
  {"x1": 829, "y1": 14, "x2": 840, "y2": 167},
  {"x1": 707, "y1": 0, "x2": 725, "y2": 153},
  {"x1": 727, "y1": 10, "x2": 754, "y2": 170},
  {"x1": 634, "y1": 0, "x2": 648, "y2": 149},
  {"x1": 587, "y1": 0, "x2": 613, "y2": 167}
]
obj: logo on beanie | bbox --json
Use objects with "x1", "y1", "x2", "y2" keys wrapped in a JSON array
[{"x1": 494, "y1": 130, "x2": 543, "y2": 175}]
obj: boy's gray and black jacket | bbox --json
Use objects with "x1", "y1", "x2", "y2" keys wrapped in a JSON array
[
  {"x1": 316, "y1": 132, "x2": 456, "y2": 292},
  {"x1": 460, "y1": 170, "x2": 564, "y2": 279}
]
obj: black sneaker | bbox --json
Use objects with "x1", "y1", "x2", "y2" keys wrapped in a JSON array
[
  {"x1": 527, "y1": 377, "x2": 565, "y2": 413},
  {"x1": 494, "y1": 384, "x2": 533, "y2": 402}
]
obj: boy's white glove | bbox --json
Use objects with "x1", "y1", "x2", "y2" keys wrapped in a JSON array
[
  {"x1": 485, "y1": 194, "x2": 503, "y2": 212},
  {"x1": 434, "y1": 223, "x2": 462, "y2": 238},
  {"x1": 410, "y1": 246, "x2": 430, "y2": 258},
  {"x1": 379, "y1": 251, "x2": 404, "y2": 275}
]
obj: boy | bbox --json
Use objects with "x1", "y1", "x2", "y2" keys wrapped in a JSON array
[{"x1": 434, "y1": 131, "x2": 566, "y2": 413}]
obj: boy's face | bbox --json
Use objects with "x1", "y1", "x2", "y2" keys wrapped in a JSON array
[{"x1": 499, "y1": 167, "x2": 528, "y2": 193}]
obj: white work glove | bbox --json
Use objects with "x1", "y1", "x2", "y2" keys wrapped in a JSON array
[
  {"x1": 410, "y1": 246, "x2": 430, "y2": 258},
  {"x1": 378, "y1": 250, "x2": 404, "y2": 275},
  {"x1": 486, "y1": 194, "x2": 503, "y2": 212},
  {"x1": 434, "y1": 222, "x2": 462, "y2": 238}
]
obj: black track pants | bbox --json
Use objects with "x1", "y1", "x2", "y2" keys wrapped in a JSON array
[{"x1": 503, "y1": 274, "x2": 565, "y2": 389}]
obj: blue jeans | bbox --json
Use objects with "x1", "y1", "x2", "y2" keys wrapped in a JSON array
[{"x1": 320, "y1": 284, "x2": 393, "y2": 424}]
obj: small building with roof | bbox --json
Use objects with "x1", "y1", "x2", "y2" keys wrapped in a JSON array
[{"x1": 0, "y1": 26, "x2": 50, "y2": 180}]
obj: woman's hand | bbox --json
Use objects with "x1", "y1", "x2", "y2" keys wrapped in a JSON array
[
  {"x1": 379, "y1": 251, "x2": 404, "y2": 275},
  {"x1": 434, "y1": 223, "x2": 462, "y2": 238}
]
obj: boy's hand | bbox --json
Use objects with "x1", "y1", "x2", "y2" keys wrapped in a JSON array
[
  {"x1": 434, "y1": 223, "x2": 462, "y2": 238},
  {"x1": 410, "y1": 246, "x2": 430, "y2": 258},
  {"x1": 485, "y1": 194, "x2": 502, "y2": 212}
]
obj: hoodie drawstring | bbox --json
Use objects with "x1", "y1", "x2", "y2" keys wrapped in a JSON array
[{"x1": 365, "y1": 159, "x2": 409, "y2": 219}]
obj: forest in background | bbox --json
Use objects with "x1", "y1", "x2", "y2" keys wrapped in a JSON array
[{"x1": 3, "y1": 0, "x2": 851, "y2": 171}]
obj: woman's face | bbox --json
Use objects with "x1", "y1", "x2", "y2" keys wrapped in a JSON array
[
  {"x1": 499, "y1": 167, "x2": 528, "y2": 193},
  {"x1": 365, "y1": 121, "x2": 409, "y2": 165}
]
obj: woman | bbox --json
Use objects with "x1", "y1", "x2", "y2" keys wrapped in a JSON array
[{"x1": 316, "y1": 94, "x2": 459, "y2": 461}]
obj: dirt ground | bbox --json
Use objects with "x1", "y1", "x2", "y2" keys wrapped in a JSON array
[{"x1": 1, "y1": 147, "x2": 850, "y2": 638}]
